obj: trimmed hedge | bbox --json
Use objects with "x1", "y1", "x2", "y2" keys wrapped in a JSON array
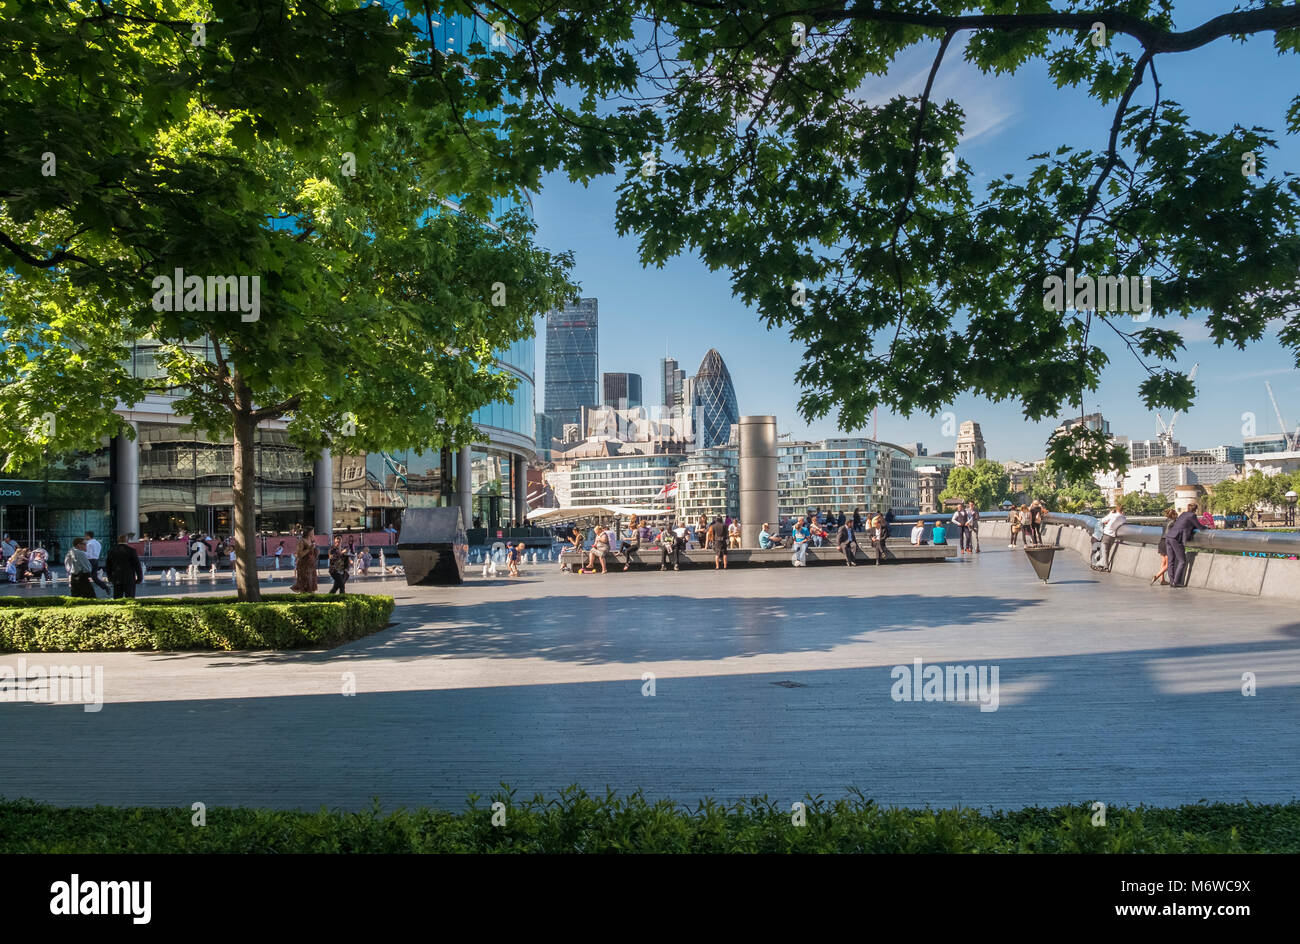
[
  {"x1": 0, "y1": 593, "x2": 394, "y2": 652},
  {"x1": 1, "y1": 791, "x2": 1296, "y2": 853}
]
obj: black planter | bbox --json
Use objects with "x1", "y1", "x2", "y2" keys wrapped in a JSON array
[{"x1": 1024, "y1": 545, "x2": 1057, "y2": 583}]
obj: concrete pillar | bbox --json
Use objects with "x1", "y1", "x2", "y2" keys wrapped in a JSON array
[
  {"x1": 313, "y1": 449, "x2": 333, "y2": 537},
  {"x1": 113, "y1": 423, "x2": 139, "y2": 540},
  {"x1": 512, "y1": 454, "x2": 527, "y2": 527},
  {"x1": 458, "y1": 446, "x2": 473, "y2": 530},
  {"x1": 739, "y1": 415, "x2": 778, "y2": 549}
]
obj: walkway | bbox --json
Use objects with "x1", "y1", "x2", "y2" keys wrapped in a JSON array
[{"x1": 3, "y1": 544, "x2": 1297, "y2": 811}]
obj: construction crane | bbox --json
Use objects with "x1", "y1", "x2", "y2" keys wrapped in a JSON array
[
  {"x1": 1155, "y1": 362, "x2": 1198, "y2": 457},
  {"x1": 1264, "y1": 381, "x2": 1300, "y2": 452}
]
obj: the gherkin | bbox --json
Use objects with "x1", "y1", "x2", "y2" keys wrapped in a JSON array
[{"x1": 692, "y1": 348, "x2": 739, "y2": 449}]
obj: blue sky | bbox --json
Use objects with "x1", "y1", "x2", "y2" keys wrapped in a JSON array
[{"x1": 530, "y1": 2, "x2": 1299, "y2": 461}]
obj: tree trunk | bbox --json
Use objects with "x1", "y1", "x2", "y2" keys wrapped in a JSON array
[{"x1": 231, "y1": 371, "x2": 261, "y2": 602}]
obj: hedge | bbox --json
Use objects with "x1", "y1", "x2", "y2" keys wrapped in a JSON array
[
  {"x1": 1, "y1": 791, "x2": 1296, "y2": 853},
  {"x1": 0, "y1": 593, "x2": 394, "y2": 652}
]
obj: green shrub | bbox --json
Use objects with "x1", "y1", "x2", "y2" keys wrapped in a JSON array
[
  {"x1": 1, "y1": 791, "x2": 1296, "y2": 854},
  {"x1": 0, "y1": 594, "x2": 394, "y2": 652}
]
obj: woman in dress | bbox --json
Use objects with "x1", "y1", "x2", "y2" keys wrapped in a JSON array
[
  {"x1": 291, "y1": 527, "x2": 319, "y2": 593},
  {"x1": 1150, "y1": 507, "x2": 1177, "y2": 585}
]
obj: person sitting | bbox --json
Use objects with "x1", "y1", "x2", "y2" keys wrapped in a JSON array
[
  {"x1": 759, "y1": 523, "x2": 778, "y2": 550},
  {"x1": 26, "y1": 547, "x2": 49, "y2": 581},
  {"x1": 584, "y1": 526, "x2": 611, "y2": 574},
  {"x1": 931, "y1": 521, "x2": 948, "y2": 545},
  {"x1": 728, "y1": 518, "x2": 741, "y2": 549},
  {"x1": 910, "y1": 522, "x2": 926, "y2": 546},
  {"x1": 836, "y1": 521, "x2": 857, "y2": 566}
]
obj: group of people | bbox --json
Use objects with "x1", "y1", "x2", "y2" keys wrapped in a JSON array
[
  {"x1": 1006, "y1": 501, "x2": 1048, "y2": 548},
  {"x1": 1, "y1": 534, "x2": 52, "y2": 584}
]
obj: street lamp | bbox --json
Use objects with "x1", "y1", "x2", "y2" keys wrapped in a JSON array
[{"x1": 1286, "y1": 490, "x2": 1297, "y2": 527}]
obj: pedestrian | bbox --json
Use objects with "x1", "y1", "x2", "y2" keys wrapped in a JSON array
[
  {"x1": 507, "y1": 541, "x2": 522, "y2": 578},
  {"x1": 83, "y1": 530, "x2": 110, "y2": 593},
  {"x1": 1028, "y1": 500, "x2": 1045, "y2": 545},
  {"x1": 64, "y1": 538, "x2": 96, "y2": 599},
  {"x1": 950, "y1": 504, "x2": 970, "y2": 554},
  {"x1": 274, "y1": 540, "x2": 285, "y2": 569},
  {"x1": 1151, "y1": 507, "x2": 1177, "y2": 586},
  {"x1": 327, "y1": 536, "x2": 350, "y2": 594},
  {"x1": 965, "y1": 501, "x2": 980, "y2": 553},
  {"x1": 1165, "y1": 503, "x2": 1202, "y2": 589},
  {"x1": 291, "y1": 527, "x2": 319, "y2": 593},
  {"x1": 836, "y1": 519, "x2": 857, "y2": 566},
  {"x1": 357, "y1": 545, "x2": 370, "y2": 576},
  {"x1": 791, "y1": 517, "x2": 810, "y2": 566},
  {"x1": 1008, "y1": 505, "x2": 1022, "y2": 547},
  {"x1": 105, "y1": 534, "x2": 143, "y2": 598},
  {"x1": 711, "y1": 517, "x2": 730, "y2": 570},
  {"x1": 697, "y1": 513, "x2": 711, "y2": 549},
  {"x1": 1098, "y1": 505, "x2": 1127, "y2": 571}
]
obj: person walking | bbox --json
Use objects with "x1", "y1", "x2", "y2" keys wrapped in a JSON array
[
  {"x1": 1028, "y1": 501, "x2": 1045, "y2": 545},
  {"x1": 791, "y1": 517, "x2": 810, "y2": 566},
  {"x1": 1151, "y1": 507, "x2": 1177, "y2": 585},
  {"x1": 1166, "y1": 503, "x2": 1202, "y2": 589},
  {"x1": 949, "y1": 504, "x2": 968, "y2": 554},
  {"x1": 1098, "y1": 505, "x2": 1127, "y2": 572},
  {"x1": 507, "y1": 541, "x2": 523, "y2": 578},
  {"x1": 83, "y1": 530, "x2": 110, "y2": 594},
  {"x1": 836, "y1": 520, "x2": 857, "y2": 566},
  {"x1": 711, "y1": 517, "x2": 730, "y2": 570},
  {"x1": 105, "y1": 534, "x2": 143, "y2": 599},
  {"x1": 64, "y1": 538, "x2": 96, "y2": 599},
  {"x1": 291, "y1": 527, "x2": 319, "y2": 593},
  {"x1": 327, "y1": 536, "x2": 350, "y2": 594},
  {"x1": 274, "y1": 541, "x2": 286, "y2": 570},
  {"x1": 965, "y1": 501, "x2": 981, "y2": 553},
  {"x1": 1008, "y1": 505, "x2": 1022, "y2": 547}
]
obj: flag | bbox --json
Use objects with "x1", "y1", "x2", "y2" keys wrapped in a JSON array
[{"x1": 655, "y1": 482, "x2": 678, "y2": 500}]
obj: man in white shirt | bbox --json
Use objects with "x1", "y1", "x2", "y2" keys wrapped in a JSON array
[
  {"x1": 1098, "y1": 506, "x2": 1127, "y2": 571},
  {"x1": 910, "y1": 522, "x2": 925, "y2": 545},
  {"x1": 83, "y1": 531, "x2": 110, "y2": 593}
]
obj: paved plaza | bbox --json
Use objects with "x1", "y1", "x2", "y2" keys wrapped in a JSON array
[{"x1": 2, "y1": 544, "x2": 1298, "y2": 812}]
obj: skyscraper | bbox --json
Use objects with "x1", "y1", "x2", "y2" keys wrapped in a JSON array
[
  {"x1": 602, "y1": 372, "x2": 643, "y2": 409},
  {"x1": 691, "y1": 348, "x2": 740, "y2": 449},
  {"x1": 544, "y1": 298, "x2": 598, "y2": 431},
  {"x1": 660, "y1": 356, "x2": 686, "y2": 410}
]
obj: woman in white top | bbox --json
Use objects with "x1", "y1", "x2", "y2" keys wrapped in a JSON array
[{"x1": 910, "y1": 522, "x2": 925, "y2": 545}]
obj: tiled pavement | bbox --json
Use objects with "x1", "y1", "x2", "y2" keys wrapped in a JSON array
[{"x1": 3, "y1": 545, "x2": 1298, "y2": 811}]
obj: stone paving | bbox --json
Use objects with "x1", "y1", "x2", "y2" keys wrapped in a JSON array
[{"x1": 2, "y1": 544, "x2": 1298, "y2": 812}]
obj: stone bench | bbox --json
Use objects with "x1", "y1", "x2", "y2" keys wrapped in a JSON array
[{"x1": 560, "y1": 542, "x2": 956, "y2": 571}]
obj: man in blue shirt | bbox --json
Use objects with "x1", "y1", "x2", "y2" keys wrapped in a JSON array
[{"x1": 759, "y1": 523, "x2": 778, "y2": 549}]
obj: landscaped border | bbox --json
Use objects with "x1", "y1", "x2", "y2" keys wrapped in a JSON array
[
  {"x1": 1, "y1": 791, "x2": 1295, "y2": 853},
  {"x1": 0, "y1": 594, "x2": 394, "y2": 652}
]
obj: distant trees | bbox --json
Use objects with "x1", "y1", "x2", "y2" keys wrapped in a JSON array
[
  {"x1": 1207, "y1": 471, "x2": 1300, "y2": 520},
  {"x1": 940, "y1": 459, "x2": 1011, "y2": 510}
]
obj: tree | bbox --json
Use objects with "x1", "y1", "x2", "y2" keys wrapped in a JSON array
[
  {"x1": 1, "y1": 2, "x2": 581, "y2": 600},
  {"x1": 1019, "y1": 458, "x2": 1103, "y2": 511},
  {"x1": 507, "y1": 1, "x2": 1300, "y2": 480},
  {"x1": 1118, "y1": 491, "x2": 1170, "y2": 516},
  {"x1": 939, "y1": 459, "x2": 1010, "y2": 510}
]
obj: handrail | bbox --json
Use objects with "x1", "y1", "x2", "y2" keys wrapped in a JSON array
[{"x1": 889, "y1": 511, "x2": 1300, "y2": 555}]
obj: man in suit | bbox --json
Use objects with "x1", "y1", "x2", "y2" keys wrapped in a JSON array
[
  {"x1": 105, "y1": 534, "x2": 144, "y2": 598},
  {"x1": 1166, "y1": 503, "x2": 1202, "y2": 589}
]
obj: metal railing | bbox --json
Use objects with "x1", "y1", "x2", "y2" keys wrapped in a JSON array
[{"x1": 889, "y1": 511, "x2": 1300, "y2": 556}]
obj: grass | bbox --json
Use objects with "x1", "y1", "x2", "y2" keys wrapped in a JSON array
[{"x1": 3, "y1": 790, "x2": 1297, "y2": 853}]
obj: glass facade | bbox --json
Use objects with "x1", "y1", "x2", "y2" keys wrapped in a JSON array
[
  {"x1": 569, "y1": 454, "x2": 682, "y2": 507},
  {"x1": 675, "y1": 447, "x2": 738, "y2": 520},
  {"x1": 545, "y1": 299, "x2": 599, "y2": 431},
  {"x1": 691, "y1": 348, "x2": 739, "y2": 449},
  {"x1": 778, "y1": 439, "x2": 920, "y2": 517},
  {"x1": 0, "y1": 444, "x2": 111, "y2": 561},
  {"x1": 603, "y1": 372, "x2": 642, "y2": 409}
]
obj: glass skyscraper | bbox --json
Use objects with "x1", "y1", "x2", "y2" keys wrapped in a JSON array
[
  {"x1": 602, "y1": 372, "x2": 642, "y2": 409},
  {"x1": 691, "y1": 348, "x2": 740, "y2": 449},
  {"x1": 545, "y1": 298, "x2": 599, "y2": 431}
]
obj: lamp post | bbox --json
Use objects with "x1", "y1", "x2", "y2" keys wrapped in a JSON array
[{"x1": 1286, "y1": 490, "x2": 1297, "y2": 528}]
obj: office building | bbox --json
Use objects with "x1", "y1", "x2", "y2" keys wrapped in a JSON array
[
  {"x1": 1244, "y1": 433, "x2": 1290, "y2": 455},
  {"x1": 777, "y1": 438, "x2": 919, "y2": 518},
  {"x1": 675, "y1": 447, "x2": 739, "y2": 522},
  {"x1": 602, "y1": 372, "x2": 643, "y2": 410},
  {"x1": 544, "y1": 298, "x2": 599, "y2": 431},
  {"x1": 690, "y1": 349, "x2": 740, "y2": 449},
  {"x1": 660, "y1": 357, "x2": 686, "y2": 410}
]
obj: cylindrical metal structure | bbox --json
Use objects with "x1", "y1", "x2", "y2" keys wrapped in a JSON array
[
  {"x1": 112, "y1": 423, "x2": 139, "y2": 540},
  {"x1": 512, "y1": 454, "x2": 527, "y2": 527},
  {"x1": 738, "y1": 415, "x2": 778, "y2": 550},
  {"x1": 313, "y1": 449, "x2": 333, "y2": 537},
  {"x1": 457, "y1": 446, "x2": 473, "y2": 531}
]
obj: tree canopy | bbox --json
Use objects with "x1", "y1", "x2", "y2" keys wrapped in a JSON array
[{"x1": 939, "y1": 458, "x2": 1012, "y2": 509}]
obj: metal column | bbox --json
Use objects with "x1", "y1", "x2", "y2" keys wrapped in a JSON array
[
  {"x1": 112, "y1": 422, "x2": 139, "y2": 540},
  {"x1": 313, "y1": 449, "x2": 333, "y2": 538},
  {"x1": 458, "y1": 446, "x2": 473, "y2": 530},
  {"x1": 739, "y1": 415, "x2": 778, "y2": 549}
]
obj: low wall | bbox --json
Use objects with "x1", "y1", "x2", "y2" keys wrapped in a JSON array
[{"x1": 560, "y1": 542, "x2": 955, "y2": 571}]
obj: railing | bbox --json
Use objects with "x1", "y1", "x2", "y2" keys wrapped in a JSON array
[{"x1": 890, "y1": 511, "x2": 1300, "y2": 556}]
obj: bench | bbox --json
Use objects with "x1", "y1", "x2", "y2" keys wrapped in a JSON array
[{"x1": 559, "y1": 542, "x2": 956, "y2": 571}]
